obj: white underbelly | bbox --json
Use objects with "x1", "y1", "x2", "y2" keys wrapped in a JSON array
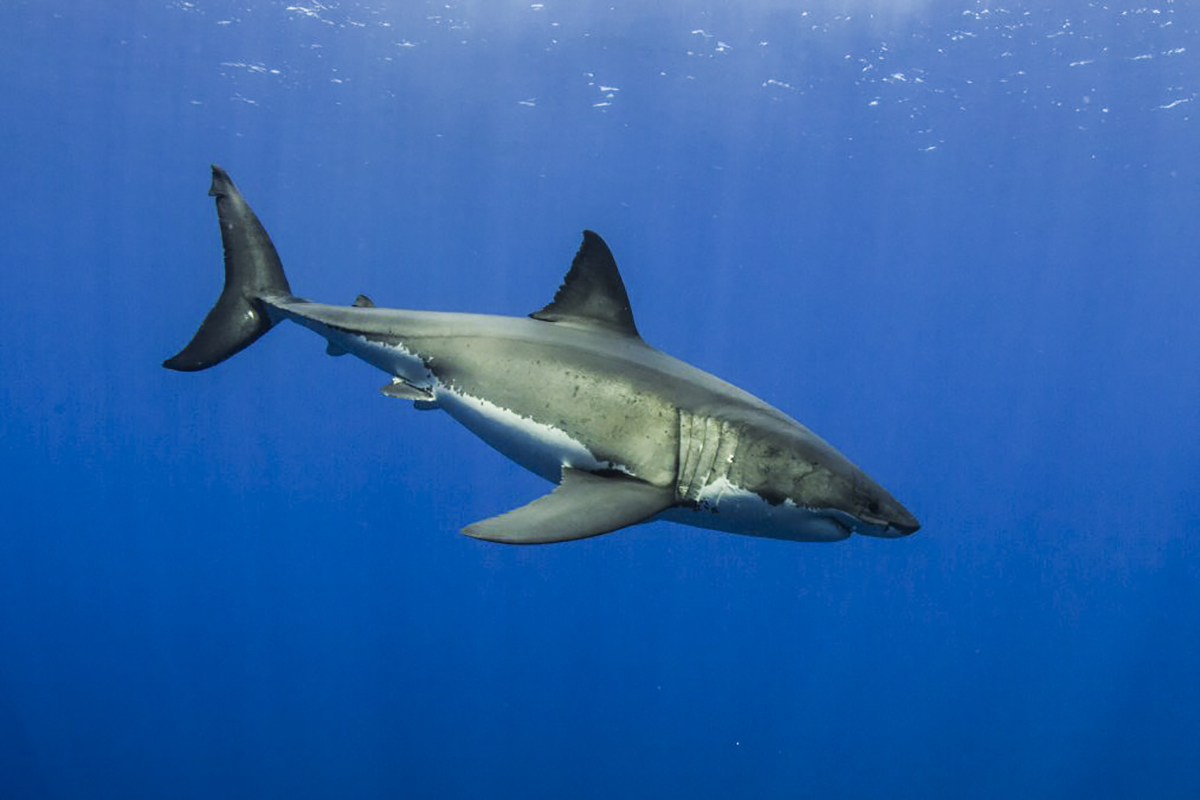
[{"x1": 434, "y1": 385, "x2": 620, "y2": 484}]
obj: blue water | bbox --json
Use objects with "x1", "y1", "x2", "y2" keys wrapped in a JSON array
[{"x1": 2, "y1": 1, "x2": 1198, "y2": 797}]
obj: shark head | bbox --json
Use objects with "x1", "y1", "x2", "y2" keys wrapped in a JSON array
[
  {"x1": 674, "y1": 410, "x2": 920, "y2": 542},
  {"x1": 736, "y1": 426, "x2": 921, "y2": 539},
  {"x1": 753, "y1": 431, "x2": 921, "y2": 537}
]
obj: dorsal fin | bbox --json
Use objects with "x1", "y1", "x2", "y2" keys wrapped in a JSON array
[{"x1": 530, "y1": 231, "x2": 641, "y2": 339}]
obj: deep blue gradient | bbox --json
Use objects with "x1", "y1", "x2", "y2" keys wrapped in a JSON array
[{"x1": 1, "y1": 2, "x2": 1198, "y2": 797}]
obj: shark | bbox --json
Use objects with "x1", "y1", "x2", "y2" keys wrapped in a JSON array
[{"x1": 165, "y1": 166, "x2": 919, "y2": 544}]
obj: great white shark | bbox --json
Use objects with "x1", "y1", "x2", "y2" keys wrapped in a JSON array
[{"x1": 165, "y1": 166, "x2": 919, "y2": 544}]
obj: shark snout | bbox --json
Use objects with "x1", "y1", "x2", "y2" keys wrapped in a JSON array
[
  {"x1": 887, "y1": 512, "x2": 920, "y2": 536},
  {"x1": 848, "y1": 475, "x2": 920, "y2": 537},
  {"x1": 821, "y1": 503, "x2": 919, "y2": 539},
  {"x1": 859, "y1": 505, "x2": 920, "y2": 537}
]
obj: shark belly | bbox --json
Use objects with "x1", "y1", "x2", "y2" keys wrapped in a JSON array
[{"x1": 433, "y1": 386, "x2": 614, "y2": 484}]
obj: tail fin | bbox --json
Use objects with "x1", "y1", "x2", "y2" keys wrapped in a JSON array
[{"x1": 163, "y1": 165, "x2": 294, "y2": 372}]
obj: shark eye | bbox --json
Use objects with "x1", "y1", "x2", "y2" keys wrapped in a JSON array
[{"x1": 867, "y1": 499, "x2": 881, "y2": 514}]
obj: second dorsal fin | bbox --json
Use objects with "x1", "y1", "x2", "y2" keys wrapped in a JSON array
[{"x1": 530, "y1": 231, "x2": 641, "y2": 339}]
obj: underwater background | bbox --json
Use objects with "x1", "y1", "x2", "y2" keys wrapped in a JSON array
[{"x1": 2, "y1": 1, "x2": 1198, "y2": 797}]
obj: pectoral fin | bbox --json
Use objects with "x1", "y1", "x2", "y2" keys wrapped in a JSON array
[{"x1": 463, "y1": 468, "x2": 675, "y2": 544}]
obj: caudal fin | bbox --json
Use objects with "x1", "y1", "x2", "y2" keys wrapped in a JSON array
[{"x1": 163, "y1": 165, "x2": 293, "y2": 372}]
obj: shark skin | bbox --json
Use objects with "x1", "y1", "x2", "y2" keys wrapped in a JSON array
[{"x1": 165, "y1": 166, "x2": 919, "y2": 545}]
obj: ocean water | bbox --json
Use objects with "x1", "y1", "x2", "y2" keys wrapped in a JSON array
[{"x1": 1, "y1": 1, "x2": 1197, "y2": 797}]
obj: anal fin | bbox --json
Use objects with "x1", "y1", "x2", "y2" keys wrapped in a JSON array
[{"x1": 463, "y1": 467, "x2": 674, "y2": 544}]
